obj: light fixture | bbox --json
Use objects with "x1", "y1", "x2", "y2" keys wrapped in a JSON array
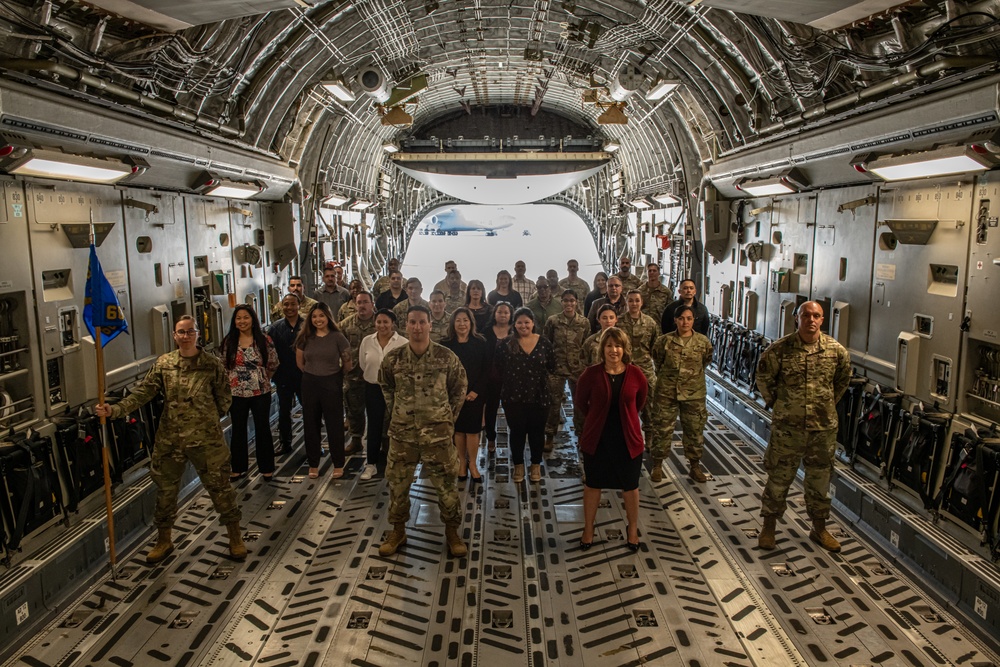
[
  {"x1": 1, "y1": 146, "x2": 136, "y2": 184},
  {"x1": 324, "y1": 192, "x2": 351, "y2": 206},
  {"x1": 630, "y1": 197, "x2": 652, "y2": 209},
  {"x1": 195, "y1": 172, "x2": 264, "y2": 199},
  {"x1": 646, "y1": 77, "x2": 681, "y2": 101},
  {"x1": 852, "y1": 145, "x2": 998, "y2": 182},
  {"x1": 603, "y1": 141, "x2": 621, "y2": 153},
  {"x1": 321, "y1": 78, "x2": 355, "y2": 102},
  {"x1": 651, "y1": 192, "x2": 681, "y2": 206},
  {"x1": 735, "y1": 168, "x2": 809, "y2": 197},
  {"x1": 350, "y1": 199, "x2": 373, "y2": 210},
  {"x1": 382, "y1": 141, "x2": 400, "y2": 153}
]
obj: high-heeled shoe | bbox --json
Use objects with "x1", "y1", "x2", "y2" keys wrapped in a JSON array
[
  {"x1": 626, "y1": 541, "x2": 641, "y2": 552},
  {"x1": 469, "y1": 471, "x2": 482, "y2": 485},
  {"x1": 580, "y1": 539, "x2": 593, "y2": 551}
]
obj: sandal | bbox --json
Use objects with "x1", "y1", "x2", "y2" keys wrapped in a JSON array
[
  {"x1": 308, "y1": 468, "x2": 319, "y2": 479},
  {"x1": 331, "y1": 468, "x2": 345, "y2": 479}
]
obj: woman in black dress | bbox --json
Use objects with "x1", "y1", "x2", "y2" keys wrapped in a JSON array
[
  {"x1": 442, "y1": 307, "x2": 491, "y2": 483},
  {"x1": 465, "y1": 279, "x2": 494, "y2": 332},
  {"x1": 497, "y1": 307, "x2": 556, "y2": 483},
  {"x1": 487, "y1": 270, "x2": 524, "y2": 309},
  {"x1": 482, "y1": 302, "x2": 514, "y2": 454},
  {"x1": 575, "y1": 327, "x2": 649, "y2": 551}
]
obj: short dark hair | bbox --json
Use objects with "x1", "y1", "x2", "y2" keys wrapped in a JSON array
[
  {"x1": 289, "y1": 275, "x2": 303, "y2": 283},
  {"x1": 407, "y1": 304, "x2": 432, "y2": 319},
  {"x1": 597, "y1": 304, "x2": 618, "y2": 318},
  {"x1": 355, "y1": 291, "x2": 373, "y2": 303},
  {"x1": 674, "y1": 305, "x2": 695, "y2": 319},
  {"x1": 429, "y1": 289, "x2": 445, "y2": 299},
  {"x1": 282, "y1": 293, "x2": 301, "y2": 304},
  {"x1": 679, "y1": 278, "x2": 696, "y2": 287},
  {"x1": 647, "y1": 262, "x2": 659, "y2": 269},
  {"x1": 561, "y1": 290, "x2": 578, "y2": 300},
  {"x1": 375, "y1": 308, "x2": 397, "y2": 323}
]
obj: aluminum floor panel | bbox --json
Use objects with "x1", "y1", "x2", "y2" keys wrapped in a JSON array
[{"x1": 7, "y1": 412, "x2": 1000, "y2": 666}]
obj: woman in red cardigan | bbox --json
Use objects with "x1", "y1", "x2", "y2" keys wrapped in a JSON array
[{"x1": 575, "y1": 327, "x2": 649, "y2": 551}]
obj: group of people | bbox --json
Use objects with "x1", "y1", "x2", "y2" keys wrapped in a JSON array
[{"x1": 96, "y1": 254, "x2": 852, "y2": 564}]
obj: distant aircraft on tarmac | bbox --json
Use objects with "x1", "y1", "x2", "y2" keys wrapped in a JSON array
[{"x1": 419, "y1": 208, "x2": 516, "y2": 236}]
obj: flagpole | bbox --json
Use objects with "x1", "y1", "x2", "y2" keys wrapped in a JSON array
[{"x1": 91, "y1": 212, "x2": 118, "y2": 580}]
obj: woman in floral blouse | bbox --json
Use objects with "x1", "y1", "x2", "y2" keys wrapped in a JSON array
[{"x1": 221, "y1": 305, "x2": 279, "y2": 480}]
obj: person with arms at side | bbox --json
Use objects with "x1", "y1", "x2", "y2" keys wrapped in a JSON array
[
  {"x1": 618, "y1": 290, "x2": 659, "y2": 445},
  {"x1": 379, "y1": 305, "x2": 469, "y2": 557},
  {"x1": 756, "y1": 301, "x2": 851, "y2": 552},
  {"x1": 375, "y1": 270, "x2": 407, "y2": 312},
  {"x1": 545, "y1": 269, "x2": 560, "y2": 292},
  {"x1": 357, "y1": 309, "x2": 407, "y2": 480},
  {"x1": 575, "y1": 327, "x2": 648, "y2": 551},
  {"x1": 393, "y1": 277, "x2": 430, "y2": 327},
  {"x1": 314, "y1": 264, "x2": 351, "y2": 317},
  {"x1": 371, "y1": 257, "x2": 402, "y2": 300},
  {"x1": 587, "y1": 275, "x2": 626, "y2": 333},
  {"x1": 220, "y1": 305, "x2": 278, "y2": 481},
  {"x1": 638, "y1": 263, "x2": 672, "y2": 325},
  {"x1": 465, "y1": 279, "x2": 494, "y2": 332},
  {"x1": 511, "y1": 260, "x2": 537, "y2": 303},
  {"x1": 433, "y1": 260, "x2": 467, "y2": 296},
  {"x1": 488, "y1": 270, "x2": 524, "y2": 309},
  {"x1": 558, "y1": 259, "x2": 590, "y2": 310},
  {"x1": 649, "y1": 305, "x2": 714, "y2": 483},
  {"x1": 616, "y1": 256, "x2": 641, "y2": 292},
  {"x1": 337, "y1": 279, "x2": 365, "y2": 321},
  {"x1": 339, "y1": 291, "x2": 377, "y2": 455},
  {"x1": 295, "y1": 303, "x2": 352, "y2": 479},
  {"x1": 442, "y1": 307, "x2": 491, "y2": 484},
  {"x1": 428, "y1": 290, "x2": 451, "y2": 342},
  {"x1": 268, "y1": 294, "x2": 303, "y2": 457},
  {"x1": 582, "y1": 305, "x2": 619, "y2": 367},
  {"x1": 271, "y1": 275, "x2": 318, "y2": 321},
  {"x1": 526, "y1": 278, "x2": 561, "y2": 332},
  {"x1": 497, "y1": 307, "x2": 556, "y2": 484},
  {"x1": 482, "y1": 302, "x2": 513, "y2": 455},
  {"x1": 441, "y1": 269, "x2": 466, "y2": 313},
  {"x1": 584, "y1": 271, "x2": 608, "y2": 318},
  {"x1": 543, "y1": 290, "x2": 591, "y2": 451},
  {"x1": 660, "y1": 278, "x2": 710, "y2": 335},
  {"x1": 95, "y1": 315, "x2": 247, "y2": 563}
]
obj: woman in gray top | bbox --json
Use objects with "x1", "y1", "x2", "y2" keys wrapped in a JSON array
[{"x1": 295, "y1": 303, "x2": 352, "y2": 479}]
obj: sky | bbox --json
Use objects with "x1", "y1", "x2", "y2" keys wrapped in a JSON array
[{"x1": 403, "y1": 204, "x2": 605, "y2": 293}]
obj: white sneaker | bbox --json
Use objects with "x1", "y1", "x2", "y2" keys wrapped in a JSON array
[{"x1": 360, "y1": 464, "x2": 377, "y2": 481}]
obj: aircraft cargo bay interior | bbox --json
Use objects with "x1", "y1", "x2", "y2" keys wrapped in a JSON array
[{"x1": 1, "y1": 1, "x2": 1000, "y2": 665}]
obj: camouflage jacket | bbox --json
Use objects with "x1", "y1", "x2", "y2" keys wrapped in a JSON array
[
  {"x1": 619, "y1": 274, "x2": 642, "y2": 291},
  {"x1": 638, "y1": 281, "x2": 672, "y2": 325},
  {"x1": 430, "y1": 313, "x2": 450, "y2": 343},
  {"x1": 372, "y1": 274, "x2": 405, "y2": 300},
  {"x1": 337, "y1": 300, "x2": 356, "y2": 322},
  {"x1": 756, "y1": 332, "x2": 851, "y2": 431},
  {"x1": 581, "y1": 331, "x2": 605, "y2": 367},
  {"x1": 339, "y1": 314, "x2": 376, "y2": 379},
  {"x1": 393, "y1": 297, "x2": 430, "y2": 323},
  {"x1": 444, "y1": 292, "x2": 465, "y2": 313},
  {"x1": 558, "y1": 276, "x2": 590, "y2": 305},
  {"x1": 109, "y1": 349, "x2": 231, "y2": 449},
  {"x1": 652, "y1": 332, "x2": 713, "y2": 401},
  {"x1": 543, "y1": 312, "x2": 591, "y2": 377},
  {"x1": 527, "y1": 297, "x2": 562, "y2": 332},
  {"x1": 380, "y1": 341, "x2": 468, "y2": 443},
  {"x1": 619, "y1": 312, "x2": 659, "y2": 376}
]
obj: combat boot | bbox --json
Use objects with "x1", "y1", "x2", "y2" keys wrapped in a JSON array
[
  {"x1": 543, "y1": 435, "x2": 554, "y2": 453},
  {"x1": 649, "y1": 458, "x2": 664, "y2": 483},
  {"x1": 688, "y1": 461, "x2": 707, "y2": 483},
  {"x1": 227, "y1": 522, "x2": 248, "y2": 561},
  {"x1": 345, "y1": 437, "x2": 362, "y2": 455},
  {"x1": 758, "y1": 517, "x2": 777, "y2": 550},
  {"x1": 513, "y1": 464, "x2": 525, "y2": 483},
  {"x1": 146, "y1": 527, "x2": 174, "y2": 564},
  {"x1": 445, "y1": 524, "x2": 467, "y2": 557},
  {"x1": 379, "y1": 523, "x2": 407, "y2": 556},
  {"x1": 529, "y1": 464, "x2": 542, "y2": 482},
  {"x1": 809, "y1": 519, "x2": 842, "y2": 553}
]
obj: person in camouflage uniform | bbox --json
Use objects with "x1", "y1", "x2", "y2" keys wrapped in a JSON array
[
  {"x1": 756, "y1": 301, "x2": 851, "y2": 553},
  {"x1": 542, "y1": 290, "x2": 591, "y2": 448},
  {"x1": 95, "y1": 315, "x2": 246, "y2": 564},
  {"x1": 339, "y1": 291, "x2": 376, "y2": 454},
  {"x1": 393, "y1": 277, "x2": 430, "y2": 326},
  {"x1": 616, "y1": 256, "x2": 641, "y2": 292},
  {"x1": 337, "y1": 279, "x2": 364, "y2": 321},
  {"x1": 558, "y1": 259, "x2": 590, "y2": 311},
  {"x1": 582, "y1": 305, "x2": 619, "y2": 367},
  {"x1": 372, "y1": 258, "x2": 402, "y2": 300},
  {"x1": 638, "y1": 263, "x2": 672, "y2": 325},
  {"x1": 526, "y1": 278, "x2": 562, "y2": 332},
  {"x1": 378, "y1": 305, "x2": 469, "y2": 558},
  {"x1": 270, "y1": 275, "x2": 318, "y2": 322},
  {"x1": 650, "y1": 305, "x2": 714, "y2": 484},
  {"x1": 428, "y1": 290, "x2": 451, "y2": 342},
  {"x1": 619, "y1": 290, "x2": 659, "y2": 444}
]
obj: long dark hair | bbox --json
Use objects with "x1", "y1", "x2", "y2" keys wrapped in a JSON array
[
  {"x1": 488, "y1": 301, "x2": 514, "y2": 330},
  {"x1": 466, "y1": 279, "x2": 487, "y2": 306},
  {"x1": 508, "y1": 306, "x2": 537, "y2": 352},
  {"x1": 446, "y1": 306, "x2": 486, "y2": 342},
  {"x1": 296, "y1": 302, "x2": 339, "y2": 346},
  {"x1": 223, "y1": 305, "x2": 268, "y2": 370},
  {"x1": 495, "y1": 270, "x2": 513, "y2": 292}
]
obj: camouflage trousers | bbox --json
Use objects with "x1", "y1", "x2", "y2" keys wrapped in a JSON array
[
  {"x1": 649, "y1": 395, "x2": 707, "y2": 461},
  {"x1": 546, "y1": 375, "x2": 579, "y2": 436},
  {"x1": 344, "y1": 376, "x2": 366, "y2": 438},
  {"x1": 151, "y1": 441, "x2": 241, "y2": 529},
  {"x1": 761, "y1": 427, "x2": 836, "y2": 521},
  {"x1": 636, "y1": 366, "x2": 657, "y2": 445},
  {"x1": 386, "y1": 438, "x2": 461, "y2": 526}
]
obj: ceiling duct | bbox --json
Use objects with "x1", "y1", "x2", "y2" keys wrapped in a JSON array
[
  {"x1": 685, "y1": 0, "x2": 907, "y2": 31},
  {"x1": 358, "y1": 68, "x2": 392, "y2": 104},
  {"x1": 80, "y1": 0, "x2": 314, "y2": 32}
]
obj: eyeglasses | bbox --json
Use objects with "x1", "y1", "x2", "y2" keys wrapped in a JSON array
[{"x1": 174, "y1": 329, "x2": 199, "y2": 337}]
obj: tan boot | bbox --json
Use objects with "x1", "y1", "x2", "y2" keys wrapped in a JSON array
[
  {"x1": 649, "y1": 458, "x2": 664, "y2": 483},
  {"x1": 445, "y1": 524, "x2": 468, "y2": 557},
  {"x1": 345, "y1": 437, "x2": 362, "y2": 455},
  {"x1": 227, "y1": 522, "x2": 248, "y2": 561},
  {"x1": 146, "y1": 526, "x2": 174, "y2": 564},
  {"x1": 529, "y1": 464, "x2": 541, "y2": 483},
  {"x1": 758, "y1": 516, "x2": 777, "y2": 550},
  {"x1": 513, "y1": 464, "x2": 525, "y2": 483},
  {"x1": 809, "y1": 519, "x2": 842, "y2": 553},
  {"x1": 543, "y1": 435, "x2": 554, "y2": 453},
  {"x1": 379, "y1": 523, "x2": 407, "y2": 556},
  {"x1": 688, "y1": 461, "x2": 707, "y2": 483}
]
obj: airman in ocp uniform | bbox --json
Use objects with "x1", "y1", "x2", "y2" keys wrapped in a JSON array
[
  {"x1": 371, "y1": 257, "x2": 403, "y2": 300},
  {"x1": 542, "y1": 290, "x2": 591, "y2": 448},
  {"x1": 379, "y1": 305, "x2": 469, "y2": 558},
  {"x1": 756, "y1": 301, "x2": 851, "y2": 553},
  {"x1": 619, "y1": 290, "x2": 660, "y2": 444},
  {"x1": 638, "y1": 263, "x2": 672, "y2": 325},
  {"x1": 95, "y1": 315, "x2": 246, "y2": 564},
  {"x1": 339, "y1": 291, "x2": 377, "y2": 453}
]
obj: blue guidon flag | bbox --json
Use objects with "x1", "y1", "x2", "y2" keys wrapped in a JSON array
[{"x1": 83, "y1": 243, "x2": 128, "y2": 346}]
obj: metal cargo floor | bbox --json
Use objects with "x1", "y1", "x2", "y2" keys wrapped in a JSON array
[{"x1": 8, "y1": 414, "x2": 999, "y2": 666}]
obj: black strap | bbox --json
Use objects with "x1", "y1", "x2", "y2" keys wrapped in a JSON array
[{"x1": 8, "y1": 443, "x2": 36, "y2": 551}]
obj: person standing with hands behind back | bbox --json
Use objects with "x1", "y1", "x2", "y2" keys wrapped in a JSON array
[{"x1": 94, "y1": 315, "x2": 247, "y2": 563}]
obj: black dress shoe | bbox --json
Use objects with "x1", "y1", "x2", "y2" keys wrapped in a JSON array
[
  {"x1": 457, "y1": 475, "x2": 468, "y2": 482},
  {"x1": 580, "y1": 540, "x2": 593, "y2": 551},
  {"x1": 626, "y1": 541, "x2": 641, "y2": 552},
  {"x1": 274, "y1": 446, "x2": 289, "y2": 457}
]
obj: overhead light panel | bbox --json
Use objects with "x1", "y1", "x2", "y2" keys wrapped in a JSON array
[
  {"x1": 630, "y1": 197, "x2": 652, "y2": 209},
  {"x1": 1, "y1": 147, "x2": 135, "y2": 184},
  {"x1": 735, "y1": 168, "x2": 809, "y2": 197},
  {"x1": 652, "y1": 192, "x2": 681, "y2": 206},
  {"x1": 603, "y1": 141, "x2": 621, "y2": 153},
  {"x1": 382, "y1": 142, "x2": 400, "y2": 153},
  {"x1": 324, "y1": 192, "x2": 351, "y2": 206},
  {"x1": 852, "y1": 145, "x2": 998, "y2": 182},
  {"x1": 646, "y1": 77, "x2": 680, "y2": 101},
  {"x1": 322, "y1": 78, "x2": 356, "y2": 102},
  {"x1": 196, "y1": 172, "x2": 264, "y2": 199},
  {"x1": 350, "y1": 199, "x2": 373, "y2": 210}
]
